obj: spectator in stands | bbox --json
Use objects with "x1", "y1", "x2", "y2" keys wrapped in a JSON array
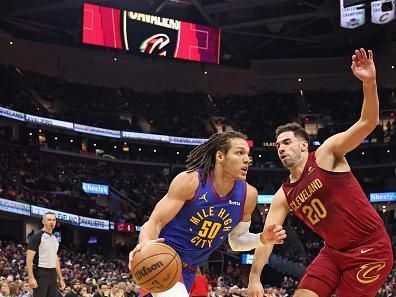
[
  {"x1": 226, "y1": 261, "x2": 234, "y2": 276},
  {"x1": 217, "y1": 277, "x2": 224, "y2": 288},
  {"x1": 109, "y1": 282, "x2": 118, "y2": 297},
  {"x1": 8, "y1": 283, "x2": 18, "y2": 297},
  {"x1": 114, "y1": 282, "x2": 126, "y2": 297},
  {"x1": 92, "y1": 282, "x2": 109, "y2": 297},
  {"x1": 124, "y1": 282, "x2": 137, "y2": 297},
  {"x1": 0, "y1": 281, "x2": 9, "y2": 297},
  {"x1": 80, "y1": 285, "x2": 92, "y2": 297},
  {"x1": 20, "y1": 281, "x2": 32, "y2": 297},
  {"x1": 64, "y1": 280, "x2": 81, "y2": 297}
]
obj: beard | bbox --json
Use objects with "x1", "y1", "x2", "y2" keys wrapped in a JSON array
[
  {"x1": 281, "y1": 158, "x2": 294, "y2": 168},
  {"x1": 281, "y1": 153, "x2": 302, "y2": 169}
]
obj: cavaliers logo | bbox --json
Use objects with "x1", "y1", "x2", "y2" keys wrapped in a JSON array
[
  {"x1": 356, "y1": 261, "x2": 386, "y2": 284},
  {"x1": 140, "y1": 34, "x2": 169, "y2": 56}
]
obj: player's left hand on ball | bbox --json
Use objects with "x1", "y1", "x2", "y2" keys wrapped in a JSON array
[
  {"x1": 260, "y1": 224, "x2": 287, "y2": 245},
  {"x1": 128, "y1": 238, "x2": 165, "y2": 271}
]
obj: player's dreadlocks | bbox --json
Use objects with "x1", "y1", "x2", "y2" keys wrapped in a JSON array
[{"x1": 186, "y1": 131, "x2": 247, "y2": 185}]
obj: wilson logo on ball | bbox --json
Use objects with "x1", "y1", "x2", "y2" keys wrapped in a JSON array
[{"x1": 133, "y1": 261, "x2": 165, "y2": 281}]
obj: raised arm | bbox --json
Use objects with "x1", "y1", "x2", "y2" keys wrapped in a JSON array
[
  {"x1": 248, "y1": 188, "x2": 290, "y2": 297},
  {"x1": 318, "y1": 48, "x2": 379, "y2": 160}
]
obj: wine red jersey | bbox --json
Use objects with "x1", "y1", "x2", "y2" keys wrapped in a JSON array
[{"x1": 282, "y1": 151, "x2": 384, "y2": 250}]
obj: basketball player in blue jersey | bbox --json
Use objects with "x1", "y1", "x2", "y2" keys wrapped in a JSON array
[{"x1": 129, "y1": 131, "x2": 287, "y2": 297}]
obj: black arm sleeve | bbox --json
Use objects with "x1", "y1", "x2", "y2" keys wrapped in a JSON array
[{"x1": 27, "y1": 231, "x2": 43, "y2": 252}]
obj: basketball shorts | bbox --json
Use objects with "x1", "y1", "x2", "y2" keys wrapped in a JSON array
[{"x1": 299, "y1": 228, "x2": 393, "y2": 297}]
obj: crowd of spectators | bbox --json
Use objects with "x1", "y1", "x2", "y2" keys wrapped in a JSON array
[
  {"x1": 0, "y1": 240, "x2": 296, "y2": 297},
  {"x1": 0, "y1": 142, "x2": 168, "y2": 225},
  {"x1": 3, "y1": 66, "x2": 214, "y2": 137},
  {"x1": 0, "y1": 64, "x2": 395, "y2": 146},
  {"x1": 0, "y1": 239, "x2": 394, "y2": 297},
  {"x1": 0, "y1": 66, "x2": 43, "y2": 117},
  {"x1": 0, "y1": 240, "x2": 139, "y2": 297},
  {"x1": 0, "y1": 138, "x2": 394, "y2": 225},
  {"x1": 1, "y1": 64, "x2": 394, "y2": 172}
]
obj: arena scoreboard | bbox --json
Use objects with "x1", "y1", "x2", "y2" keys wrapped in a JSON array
[{"x1": 82, "y1": 3, "x2": 221, "y2": 64}]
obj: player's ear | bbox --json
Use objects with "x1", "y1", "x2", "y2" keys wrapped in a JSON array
[
  {"x1": 301, "y1": 141, "x2": 308, "y2": 152},
  {"x1": 216, "y1": 150, "x2": 225, "y2": 163}
]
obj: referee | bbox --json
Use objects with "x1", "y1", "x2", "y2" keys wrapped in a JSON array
[{"x1": 26, "y1": 212, "x2": 66, "y2": 297}]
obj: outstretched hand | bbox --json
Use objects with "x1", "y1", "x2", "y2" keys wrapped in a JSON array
[
  {"x1": 351, "y1": 48, "x2": 376, "y2": 83},
  {"x1": 260, "y1": 224, "x2": 287, "y2": 245}
]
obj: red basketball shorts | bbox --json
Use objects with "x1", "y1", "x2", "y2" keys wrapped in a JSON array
[{"x1": 299, "y1": 228, "x2": 394, "y2": 297}]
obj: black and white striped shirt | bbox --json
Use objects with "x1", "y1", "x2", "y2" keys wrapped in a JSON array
[{"x1": 27, "y1": 230, "x2": 59, "y2": 268}]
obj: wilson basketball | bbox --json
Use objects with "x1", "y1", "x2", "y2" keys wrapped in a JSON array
[{"x1": 130, "y1": 242, "x2": 182, "y2": 293}]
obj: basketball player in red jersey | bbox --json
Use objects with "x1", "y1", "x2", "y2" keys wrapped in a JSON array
[{"x1": 247, "y1": 48, "x2": 393, "y2": 297}]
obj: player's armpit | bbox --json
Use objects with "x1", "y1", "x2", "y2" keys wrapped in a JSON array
[
  {"x1": 318, "y1": 117, "x2": 378, "y2": 160},
  {"x1": 151, "y1": 171, "x2": 199, "y2": 227},
  {"x1": 138, "y1": 171, "x2": 199, "y2": 243}
]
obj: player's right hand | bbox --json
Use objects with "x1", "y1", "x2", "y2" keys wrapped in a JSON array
[
  {"x1": 128, "y1": 238, "x2": 165, "y2": 271},
  {"x1": 260, "y1": 224, "x2": 287, "y2": 245},
  {"x1": 351, "y1": 48, "x2": 376, "y2": 83},
  {"x1": 29, "y1": 277, "x2": 38, "y2": 289},
  {"x1": 247, "y1": 279, "x2": 264, "y2": 297}
]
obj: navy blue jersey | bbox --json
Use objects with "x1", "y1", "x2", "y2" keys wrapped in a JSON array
[{"x1": 159, "y1": 171, "x2": 247, "y2": 267}]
